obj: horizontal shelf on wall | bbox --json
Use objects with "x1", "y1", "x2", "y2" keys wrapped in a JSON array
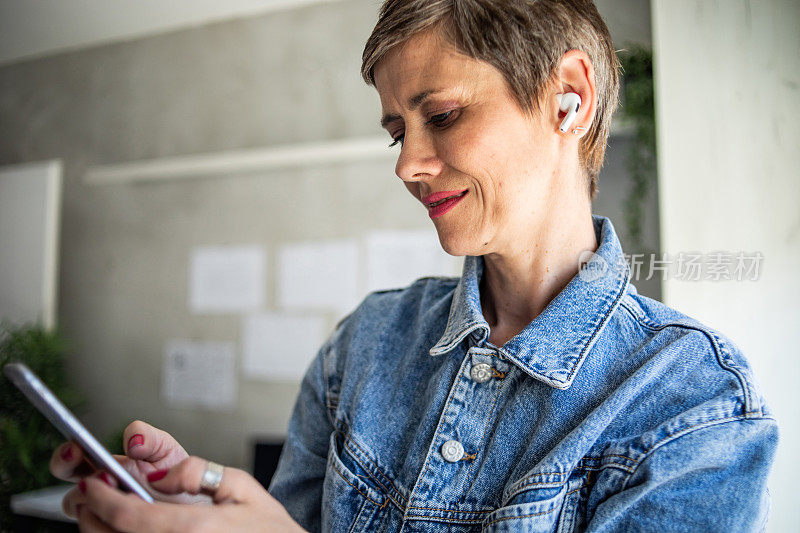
[
  {"x1": 84, "y1": 120, "x2": 635, "y2": 185},
  {"x1": 83, "y1": 136, "x2": 397, "y2": 185}
]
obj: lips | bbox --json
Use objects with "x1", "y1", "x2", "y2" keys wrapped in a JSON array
[
  {"x1": 422, "y1": 189, "x2": 468, "y2": 219},
  {"x1": 421, "y1": 189, "x2": 468, "y2": 206}
]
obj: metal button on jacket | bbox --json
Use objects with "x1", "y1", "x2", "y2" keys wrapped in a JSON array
[
  {"x1": 268, "y1": 216, "x2": 779, "y2": 531},
  {"x1": 441, "y1": 440, "x2": 465, "y2": 462},
  {"x1": 470, "y1": 363, "x2": 493, "y2": 383}
]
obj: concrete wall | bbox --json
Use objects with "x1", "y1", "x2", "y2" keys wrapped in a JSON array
[
  {"x1": 651, "y1": 1, "x2": 800, "y2": 531},
  {"x1": 0, "y1": 0, "x2": 655, "y2": 471}
]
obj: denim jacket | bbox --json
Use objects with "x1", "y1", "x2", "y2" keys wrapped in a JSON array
[{"x1": 269, "y1": 215, "x2": 778, "y2": 532}]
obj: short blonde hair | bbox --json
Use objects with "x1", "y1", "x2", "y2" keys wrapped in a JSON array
[{"x1": 362, "y1": 0, "x2": 620, "y2": 200}]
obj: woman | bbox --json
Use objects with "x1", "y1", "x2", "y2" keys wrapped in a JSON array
[{"x1": 50, "y1": 0, "x2": 777, "y2": 531}]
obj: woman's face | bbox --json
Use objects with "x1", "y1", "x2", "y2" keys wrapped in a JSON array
[{"x1": 374, "y1": 29, "x2": 565, "y2": 257}]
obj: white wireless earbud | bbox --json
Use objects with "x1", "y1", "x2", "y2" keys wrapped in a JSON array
[{"x1": 556, "y1": 92, "x2": 582, "y2": 133}]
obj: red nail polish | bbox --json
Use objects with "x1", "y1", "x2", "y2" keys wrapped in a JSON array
[
  {"x1": 78, "y1": 480, "x2": 86, "y2": 494},
  {"x1": 147, "y1": 469, "x2": 169, "y2": 483},
  {"x1": 99, "y1": 472, "x2": 113, "y2": 486},
  {"x1": 60, "y1": 445, "x2": 73, "y2": 461},
  {"x1": 127, "y1": 434, "x2": 144, "y2": 450}
]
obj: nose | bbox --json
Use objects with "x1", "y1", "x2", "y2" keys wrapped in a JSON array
[{"x1": 394, "y1": 131, "x2": 443, "y2": 183}]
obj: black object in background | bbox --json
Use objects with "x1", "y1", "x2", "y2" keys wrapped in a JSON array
[{"x1": 252, "y1": 440, "x2": 285, "y2": 490}]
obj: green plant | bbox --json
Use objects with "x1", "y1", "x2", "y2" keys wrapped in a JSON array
[
  {"x1": 617, "y1": 44, "x2": 657, "y2": 251},
  {"x1": 0, "y1": 323, "x2": 81, "y2": 529}
]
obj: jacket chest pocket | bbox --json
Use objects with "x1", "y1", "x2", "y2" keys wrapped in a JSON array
[
  {"x1": 322, "y1": 430, "x2": 390, "y2": 533},
  {"x1": 481, "y1": 478, "x2": 585, "y2": 533}
]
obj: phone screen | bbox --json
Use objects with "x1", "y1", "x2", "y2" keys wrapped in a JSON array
[{"x1": 3, "y1": 362, "x2": 154, "y2": 503}]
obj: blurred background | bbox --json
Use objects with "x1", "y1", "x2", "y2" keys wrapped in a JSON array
[{"x1": 0, "y1": 0, "x2": 796, "y2": 530}]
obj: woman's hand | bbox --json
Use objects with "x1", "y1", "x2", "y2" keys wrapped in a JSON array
[
  {"x1": 69, "y1": 456, "x2": 306, "y2": 532},
  {"x1": 50, "y1": 420, "x2": 205, "y2": 516}
]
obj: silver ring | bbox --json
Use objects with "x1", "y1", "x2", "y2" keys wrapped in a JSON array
[{"x1": 199, "y1": 461, "x2": 224, "y2": 494}]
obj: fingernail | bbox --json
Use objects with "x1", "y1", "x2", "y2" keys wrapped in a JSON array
[
  {"x1": 99, "y1": 472, "x2": 113, "y2": 486},
  {"x1": 127, "y1": 434, "x2": 144, "y2": 450},
  {"x1": 79, "y1": 480, "x2": 87, "y2": 494},
  {"x1": 147, "y1": 469, "x2": 169, "y2": 483},
  {"x1": 60, "y1": 444, "x2": 73, "y2": 461}
]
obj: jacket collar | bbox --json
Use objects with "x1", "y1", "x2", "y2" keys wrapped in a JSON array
[{"x1": 429, "y1": 215, "x2": 631, "y2": 390}]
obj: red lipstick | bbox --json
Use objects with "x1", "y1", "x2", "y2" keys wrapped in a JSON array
[{"x1": 422, "y1": 189, "x2": 468, "y2": 219}]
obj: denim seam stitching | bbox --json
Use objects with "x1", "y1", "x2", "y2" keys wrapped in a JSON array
[
  {"x1": 597, "y1": 453, "x2": 637, "y2": 462},
  {"x1": 578, "y1": 455, "x2": 639, "y2": 472},
  {"x1": 503, "y1": 472, "x2": 568, "y2": 500},
  {"x1": 507, "y1": 452, "x2": 644, "y2": 500},
  {"x1": 613, "y1": 305, "x2": 760, "y2": 417},
  {"x1": 343, "y1": 437, "x2": 409, "y2": 511},
  {"x1": 620, "y1": 415, "x2": 775, "y2": 490},
  {"x1": 404, "y1": 514, "x2": 486, "y2": 524},
  {"x1": 707, "y1": 330, "x2": 759, "y2": 415},
  {"x1": 347, "y1": 499, "x2": 370, "y2": 533},
  {"x1": 403, "y1": 351, "x2": 476, "y2": 520},
  {"x1": 322, "y1": 343, "x2": 338, "y2": 428},
  {"x1": 482, "y1": 486, "x2": 582, "y2": 528},
  {"x1": 506, "y1": 463, "x2": 634, "y2": 502},
  {"x1": 327, "y1": 451, "x2": 387, "y2": 508},
  {"x1": 346, "y1": 437, "x2": 408, "y2": 503},
  {"x1": 458, "y1": 375, "x2": 506, "y2": 499},
  {"x1": 336, "y1": 418, "x2": 408, "y2": 510},
  {"x1": 618, "y1": 299, "x2": 646, "y2": 324},
  {"x1": 588, "y1": 463, "x2": 635, "y2": 474},
  {"x1": 561, "y1": 266, "x2": 631, "y2": 386},
  {"x1": 434, "y1": 320, "x2": 489, "y2": 354},
  {"x1": 617, "y1": 300, "x2": 662, "y2": 331},
  {"x1": 407, "y1": 506, "x2": 493, "y2": 514}
]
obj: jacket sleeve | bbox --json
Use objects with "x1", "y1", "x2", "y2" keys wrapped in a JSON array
[
  {"x1": 268, "y1": 339, "x2": 336, "y2": 533},
  {"x1": 587, "y1": 417, "x2": 779, "y2": 532}
]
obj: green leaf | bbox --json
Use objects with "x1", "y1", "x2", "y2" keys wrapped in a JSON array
[
  {"x1": 616, "y1": 44, "x2": 657, "y2": 251},
  {"x1": 0, "y1": 322, "x2": 83, "y2": 530}
]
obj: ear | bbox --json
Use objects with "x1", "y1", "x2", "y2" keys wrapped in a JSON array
[{"x1": 553, "y1": 49, "x2": 598, "y2": 137}]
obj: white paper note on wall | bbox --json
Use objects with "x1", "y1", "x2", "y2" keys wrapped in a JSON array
[
  {"x1": 162, "y1": 340, "x2": 237, "y2": 410},
  {"x1": 242, "y1": 313, "x2": 328, "y2": 381},
  {"x1": 366, "y1": 230, "x2": 461, "y2": 292},
  {"x1": 277, "y1": 240, "x2": 359, "y2": 313},
  {"x1": 189, "y1": 246, "x2": 265, "y2": 313}
]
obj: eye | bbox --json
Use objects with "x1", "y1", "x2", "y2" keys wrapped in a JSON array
[
  {"x1": 388, "y1": 133, "x2": 404, "y2": 148},
  {"x1": 425, "y1": 110, "x2": 457, "y2": 128}
]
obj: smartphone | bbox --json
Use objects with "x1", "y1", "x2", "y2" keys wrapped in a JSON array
[{"x1": 3, "y1": 362, "x2": 154, "y2": 503}]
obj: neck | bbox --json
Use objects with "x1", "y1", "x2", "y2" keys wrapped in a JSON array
[{"x1": 479, "y1": 201, "x2": 597, "y2": 348}]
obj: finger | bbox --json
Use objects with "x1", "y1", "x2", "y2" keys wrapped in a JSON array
[
  {"x1": 77, "y1": 504, "x2": 116, "y2": 533},
  {"x1": 61, "y1": 485, "x2": 87, "y2": 518},
  {"x1": 93, "y1": 467, "x2": 180, "y2": 507},
  {"x1": 50, "y1": 441, "x2": 95, "y2": 482},
  {"x1": 109, "y1": 453, "x2": 144, "y2": 481},
  {"x1": 122, "y1": 420, "x2": 189, "y2": 467},
  {"x1": 83, "y1": 477, "x2": 201, "y2": 533},
  {"x1": 64, "y1": 471, "x2": 118, "y2": 519},
  {"x1": 146, "y1": 456, "x2": 265, "y2": 504},
  {"x1": 95, "y1": 470, "x2": 119, "y2": 489},
  {"x1": 97, "y1": 455, "x2": 212, "y2": 504},
  {"x1": 82, "y1": 477, "x2": 151, "y2": 532}
]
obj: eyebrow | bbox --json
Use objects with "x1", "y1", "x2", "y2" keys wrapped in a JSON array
[{"x1": 380, "y1": 89, "x2": 443, "y2": 128}]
